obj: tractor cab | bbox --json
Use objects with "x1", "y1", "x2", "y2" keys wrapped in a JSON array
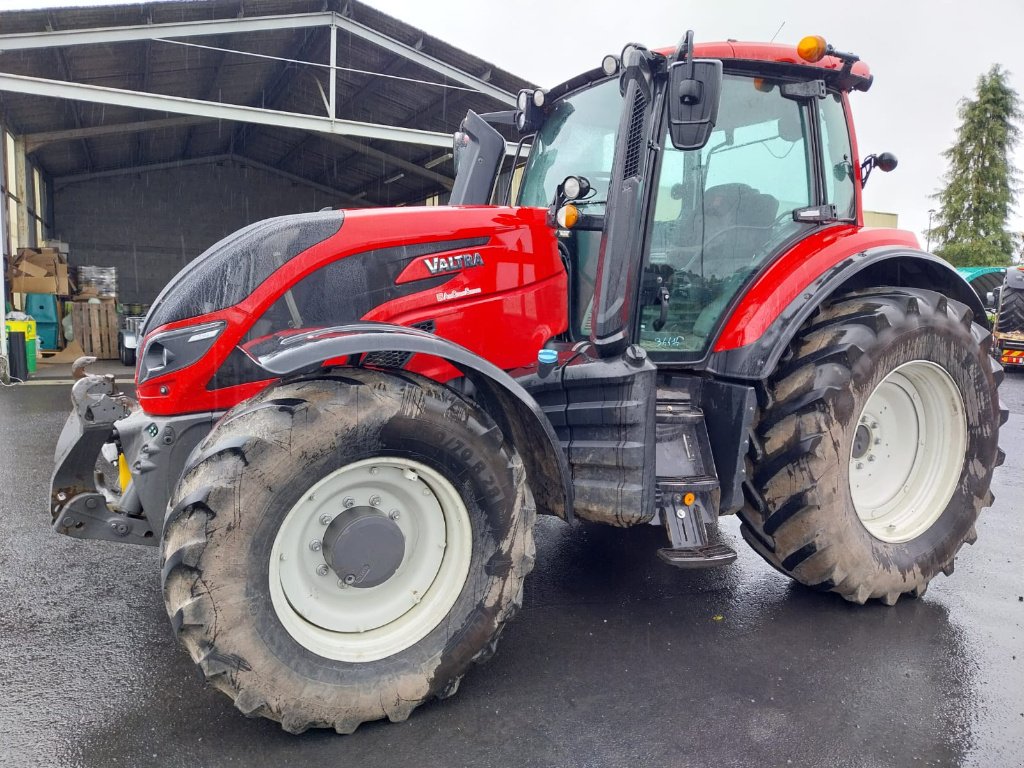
[{"x1": 456, "y1": 34, "x2": 878, "y2": 364}]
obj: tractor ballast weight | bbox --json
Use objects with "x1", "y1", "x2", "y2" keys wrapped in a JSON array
[{"x1": 49, "y1": 33, "x2": 1005, "y2": 734}]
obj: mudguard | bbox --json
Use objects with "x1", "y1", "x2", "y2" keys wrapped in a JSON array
[
  {"x1": 707, "y1": 246, "x2": 988, "y2": 380},
  {"x1": 256, "y1": 322, "x2": 574, "y2": 521}
]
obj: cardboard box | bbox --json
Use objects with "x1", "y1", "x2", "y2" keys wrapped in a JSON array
[
  {"x1": 55, "y1": 263, "x2": 69, "y2": 296},
  {"x1": 9, "y1": 247, "x2": 70, "y2": 295},
  {"x1": 10, "y1": 275, "x2": 59, "y2": 294},
  {"x1": 17, "y1": 259, "x2": 48, "y2": 278},
  {"x1": 72, "y1": 285, "x2": 99, "y2": 301}
]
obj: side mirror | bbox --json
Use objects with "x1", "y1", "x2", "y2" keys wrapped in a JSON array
[
  {"x1": 860, "y1": 152, "x2": 898, "y2": 187},
  {"x1": 986, "y1": 290, "x2": 997, "y2": 307},
  {"x1": 666, "y1": 57, "x2": 722, "y2": 150},
  {"x1": 875, "y1": 152, "x2": 898, "y2": 172}
]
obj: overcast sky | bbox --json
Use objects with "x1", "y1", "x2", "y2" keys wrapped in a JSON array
[{"x1": 3, "y1": 0, "x2": 1023, "y2": 248}]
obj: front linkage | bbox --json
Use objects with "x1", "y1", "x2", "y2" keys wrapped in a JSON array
[
  {"x1": 50, "y1": 371, "x2": 154, "y2": 545},
  {"x1": 51, "y1": 364, "x2": 222, "y2": 546}
]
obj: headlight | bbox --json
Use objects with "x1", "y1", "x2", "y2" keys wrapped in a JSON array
[{"x1": 139, "y1": 321, "x2": 225, "y2": 383}]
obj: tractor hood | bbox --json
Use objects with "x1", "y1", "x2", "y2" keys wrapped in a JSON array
[
  {"x1": 142, "y1": 205, "x2": 561, "y2": 337},
  {"x1": 135, "y1": 205, "x2": 567, "y2": 416}
]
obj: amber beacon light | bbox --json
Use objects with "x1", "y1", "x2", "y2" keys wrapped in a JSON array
[{"x1": 797, "y1": 35, "x2": 828, "y2": 62}]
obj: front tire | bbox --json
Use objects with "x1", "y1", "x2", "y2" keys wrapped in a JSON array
[
  {"x1": 739, "y1": 288, "x2": 1005, "y2": 605},
  {"x1": 161, "y1": 369, "x2": 534, "y2": 732}
]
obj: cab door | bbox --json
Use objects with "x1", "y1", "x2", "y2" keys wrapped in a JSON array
[{"x1": 636, "y1": 73, "x2": 834, "y2": 364}]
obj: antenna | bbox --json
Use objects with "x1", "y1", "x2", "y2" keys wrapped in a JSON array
[{"x1": 770, "y1": 21, "x2": 785, "y2": 43}]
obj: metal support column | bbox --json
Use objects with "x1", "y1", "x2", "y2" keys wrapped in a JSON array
[
  {"x1": 329, "y1": 22, "x2": 337, "y2": 119},
  {"x1": 0, "y1": 148, "x2": 7, "y2": 371}
]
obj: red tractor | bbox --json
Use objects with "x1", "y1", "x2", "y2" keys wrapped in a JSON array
[{"x1": 51, "y1": 33, "x2": 1005, "y2": 733}]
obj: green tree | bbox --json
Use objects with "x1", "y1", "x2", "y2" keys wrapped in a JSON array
[{"x1": 930, "y1": 65, "x2": 1021, "y2": 266}]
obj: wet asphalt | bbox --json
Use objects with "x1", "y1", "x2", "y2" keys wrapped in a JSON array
[{"x1": 1, "y1": 372, "x2": 1022, "y2": 768}]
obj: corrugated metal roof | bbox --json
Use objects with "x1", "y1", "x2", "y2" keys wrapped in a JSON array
[{"x1": 0, "y1": 0, "x2": 533, "y2": 206}]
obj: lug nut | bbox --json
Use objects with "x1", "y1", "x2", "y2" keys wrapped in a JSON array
[
  {"x1": 868, "y1": 455, "x2": 876, "y2": 462},
  {"x1": 370, "y1": 467, "x2": 379, "y2": 476},
  {"x1": 342, "y1": 497, "x2": 355, "y2": 508},
  {"x1": 316, "y1": 564, "x2": 329, "y2": 577},
  {"x1": 309, "y1": 540, "x2": 322, "y2": 552},
  {"x1": 319, "y1": 514, "x2": 332, "y2": 525},
  {"x1": 344, "y1": 574, "x2": 356, "y2": 585},
  {"x1": 337, "y1": 579, "x2": 348, "y2": 589},
  {"x1": 369, "y1": 495, "x2": 382, "y2": 507},
  {"x1": 389, "y1": 509, "x2": 400, "y2": 520},
  {"x1": 856, "y1": 462, "x2": 864, "y2": 470}
]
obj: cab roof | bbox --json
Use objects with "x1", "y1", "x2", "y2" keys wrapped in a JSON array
[{"x1": 690, "y1": 40, "x2": 872, "y2": 90}]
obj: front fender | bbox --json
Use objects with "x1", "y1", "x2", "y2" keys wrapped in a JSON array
[
  {"x1": 707, "y1": 246, "x2": 988, "y2": 380},
  {"x1": 256, "y1": 322, "x2": 574, "y2": 521}
]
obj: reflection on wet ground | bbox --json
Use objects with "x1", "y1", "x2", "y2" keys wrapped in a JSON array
[{"x1": 1, "y1": 380, "x2": 1022, "y2": 768}]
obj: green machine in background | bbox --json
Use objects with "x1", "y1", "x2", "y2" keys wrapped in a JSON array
[{"x1": 957, "y1": 266, "x2": 1010, "y2": 318}]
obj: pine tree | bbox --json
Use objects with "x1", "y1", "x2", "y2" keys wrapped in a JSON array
[{"x1": 930, "y1": 65, "x2": 1021, "y2": 267}]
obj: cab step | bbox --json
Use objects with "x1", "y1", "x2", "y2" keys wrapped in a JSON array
[{"x1": 657, "y1": 543, "x2": 738, "y2": 569}]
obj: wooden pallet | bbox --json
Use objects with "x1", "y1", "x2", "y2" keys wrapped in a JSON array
[{"x1": 71, "y1": 302, "x2": 119, "y2": 359}]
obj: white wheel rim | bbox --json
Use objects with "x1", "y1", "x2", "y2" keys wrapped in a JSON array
[
  {"x1": 269, "y1": 457, "x2": 472, "y2": 662},
  {"x1": 849, "y1": 360, "x2": 967, "y2": 543}
]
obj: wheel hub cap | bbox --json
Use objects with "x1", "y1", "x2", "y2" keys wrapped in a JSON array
[
  {"x1": 321, "y1": 507, "x2": 405, "y2": 588},
  {"x1": 268, "y1": 458, "x2": 473, "y2": 662}
]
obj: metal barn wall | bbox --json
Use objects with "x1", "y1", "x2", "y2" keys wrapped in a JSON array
[{"x1": 53, "y1": 161, "x2": 338, "y2": 304}]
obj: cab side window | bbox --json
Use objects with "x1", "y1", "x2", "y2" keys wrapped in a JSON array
[{"x1": 818, "y1": 92, "x2": 857, "y2": 220}]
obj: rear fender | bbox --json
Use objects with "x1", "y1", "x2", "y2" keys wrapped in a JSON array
[
  {"x1": 257, "y1": 322, "x2": 574, "y2": 521},
  {"x1": 707, "y1": 247, "x2": 988, "y2": 380}
]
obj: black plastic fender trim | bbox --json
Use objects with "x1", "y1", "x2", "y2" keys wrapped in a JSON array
[
  {"x1": 706, "y1": 246, "x2": 989, "y2": 380},
  {"x1": 256, "y1": 322, "x2": 574, "y2": 521}
]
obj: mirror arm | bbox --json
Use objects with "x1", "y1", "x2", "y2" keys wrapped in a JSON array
[{"x1": 861, "y1": 154, "x2": 876, "y2": 188}]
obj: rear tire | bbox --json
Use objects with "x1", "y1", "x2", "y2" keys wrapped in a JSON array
[
  {"x1": 996, "y1": 283, "x2": 1024, "y2": 332},
  {"x1": 161, "y1": 369, "x2": 534, "y2": 733},
  {"x1": 738, "y1": 288, "x2": 1005, "y2": 605}
]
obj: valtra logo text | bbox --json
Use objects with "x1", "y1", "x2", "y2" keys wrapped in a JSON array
[{"x1": 423, "y1": 252, "x2": 484, "y2": 275}]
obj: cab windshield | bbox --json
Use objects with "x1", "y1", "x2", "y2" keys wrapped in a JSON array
[
  {"x1": 518, "y1": 78, "x2": 622, "y2": 211},
  {"x1": 519, "y1": 78, "x2": 622, "y2": 336}
]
